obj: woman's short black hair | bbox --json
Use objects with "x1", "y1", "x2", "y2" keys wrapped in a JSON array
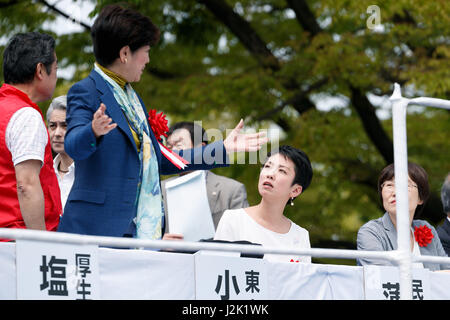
[
  {"x1": 3, "y1": 32, "x2": 55, "y2": 85},
  {"x1": 266, "y1": 145, "x2": 313, "y2": 192},
  {"x1": 91, "y1": 4, "x2": 160, "y2": 67},
  {"x1": 378, "y1": 162, "x2": 430, "y2": 217}
]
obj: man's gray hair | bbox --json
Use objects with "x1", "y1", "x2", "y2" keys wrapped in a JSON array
[
  {"x1": 442, "y1": 173, "x2": 450, "y2": 214},
  {"x1": 46, "y1": 95, "x2": 67, "y2": 122}
]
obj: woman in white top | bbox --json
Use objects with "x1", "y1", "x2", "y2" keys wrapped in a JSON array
[{"x1": 214, "y1": 145, "x2": 313, "y2": 263}]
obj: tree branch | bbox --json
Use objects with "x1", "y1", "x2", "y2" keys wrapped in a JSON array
[
  {"x1": 284, "y1": 0, "x2": 396, "y2": 165},
  {"x1": 285, "y1": 0, "x2": 321, "y2": 36},
  {"x1": 37, "y1": 0, "x2": 91, "y2": 32},
  {"x1": 0, "y1": 0, "x2": 20, "y2": 8},
  {"x1": 349, "y1": 86, "x2": 394, "y2": 164},
  {"x1": 197, "y1": 0, "x2": 280, "y2": 71},
  {"x1": 274, "y1": 116, "x2": 292, "y2": 133},
  {"x1": 146, "y1": 66, "x2": 183, "y2": 80},
  {"x1": 198, "y1": 0, "x2": 321, "y2": 125},
  {"x1": 256, "y1": 78, "x2": 326, "y2": 121}
]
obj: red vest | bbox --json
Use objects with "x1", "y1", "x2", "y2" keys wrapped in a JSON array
[{"x1": 0, "y1": 84, "x2": 61, "y2": 232}]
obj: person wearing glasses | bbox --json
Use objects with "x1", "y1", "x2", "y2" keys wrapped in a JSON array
[
  {"x1": 357, "y1": 162, "x2": 450, "y2": 270},
  {"x1": 46, "y1": 95, "x2": 74, "y2": 213}
]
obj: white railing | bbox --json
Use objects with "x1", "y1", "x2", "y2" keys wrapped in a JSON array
[
  {"x1": 0, "y1": 83, "x2": 449, "y2": 300},
  {"x1": 0, "y1": 227, "x2": 396, "y2": 261},
  {"x1": 389, "y1": 83, "x2": 450, "y2": 299}
]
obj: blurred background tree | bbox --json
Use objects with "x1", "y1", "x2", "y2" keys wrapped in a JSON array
[{"x1": 1, "y1": 0, "x2": 448, "y2": 264}]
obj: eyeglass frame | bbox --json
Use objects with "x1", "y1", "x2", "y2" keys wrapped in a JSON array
[{"x1": 381, "y1": 181, "x2": 418, "y2": 192}]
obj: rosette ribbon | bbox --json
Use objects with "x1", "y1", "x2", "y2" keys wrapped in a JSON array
[{"x1": 148, "y1": 109, "x2": 189, "y2": 170}]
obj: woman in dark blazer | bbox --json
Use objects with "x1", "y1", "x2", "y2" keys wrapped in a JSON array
[
  {"x1": 357, "y1": 162, "x2": 450, "y2": 271},
  {"x1": 57, "y1": 4, "x2": 266, "y2": 240}
]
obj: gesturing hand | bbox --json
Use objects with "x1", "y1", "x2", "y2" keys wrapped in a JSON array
[
  {"x1": 92, "y1": 103, "x2": 117, "y2": 138},
  {"x1": 223, "y1": 119, "x2": 268, "y2": 153}
]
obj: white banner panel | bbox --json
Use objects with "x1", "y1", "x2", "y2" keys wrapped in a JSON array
[
  {"x1": 267, "y1": 262, "x2": 364, "y2": 299},
  {"x1": 363, "y1": 265, "x2": 431, "y2": 300},
  {"x1": 16, "y1": 240, "x2": 99, "y2": 300},
  {"x1": 0, "y1": 242, "x2": 16, "y2": 299},
  {"x1": 322, "y1": 264, "x2": 365, "y2": 299},
  {"x1": 429, "y1": 271, "x2": 450, "y2": 300},
  {"x1": 99, "y1": 248, "x2": 195, "y2": 300},
  {"x1": 194, "y1": 252, "x2": 268, "y2": 300},
  {"x1": 1, "y1": 242, "x2": 449, "y2": 300}
]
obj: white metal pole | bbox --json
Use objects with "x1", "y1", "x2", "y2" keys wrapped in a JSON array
[
  {"x1": 0, "y1": 227, "x2": 397, "y2": 262},
  {"x1": 389, "y1": 83, "x2": 412, "y2": 300},
  {"x1": 409, "y1": 97, "x2": 450, "y2": 110}
]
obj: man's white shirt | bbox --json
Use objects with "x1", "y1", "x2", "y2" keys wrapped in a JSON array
[
  {"x1": 5, "y1": 107, "x2": 47, "y2": 166},
  {"x1": 53, "y1": 154, "x2": 75, "y2": 211}
]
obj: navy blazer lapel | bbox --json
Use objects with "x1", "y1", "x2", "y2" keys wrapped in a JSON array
[
  {"x1": 146, "y1": 115, "x2": 162, "y2": 167},
  {"x1": 381, "y1": 212, "x2": 398, "y2": 250},
  {"x1": 135, "y1": 93, "x2": 164, "y2": 169},
  {"x1": 90, "y1": 70, "x2": 138, "y2": 154},
  {"x1": 91, "y1": 70, "x2": 162, "y2": 168}
]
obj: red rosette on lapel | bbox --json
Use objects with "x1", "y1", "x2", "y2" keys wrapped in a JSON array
[
  {"x1": 414, "y1": 225, "x2": 434, "y2": 247},
  {"x1": 147, "y1": 109, "x2": 189, "y2": 170},
  {"x1": 148, "y1": 109, "x2": 169, "y2": 142}
]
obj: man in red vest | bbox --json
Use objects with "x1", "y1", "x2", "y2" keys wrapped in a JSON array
[{"x1": 0, "y1": 32, "x2": 62, "y2": 234}]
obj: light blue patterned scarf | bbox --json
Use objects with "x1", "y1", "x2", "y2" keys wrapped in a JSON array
[{"x1": 94, "y1": 64, "x2": 164, "y2": 240}]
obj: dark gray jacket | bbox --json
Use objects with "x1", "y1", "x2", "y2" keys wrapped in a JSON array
[
  {"x1": 357, "y1": 212, "x2": 450, "y2": 271},
  {"x1": 437, "y1": 218, "x2": 450, "y2": 257}
]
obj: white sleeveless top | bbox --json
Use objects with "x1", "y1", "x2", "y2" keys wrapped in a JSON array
[{"x1": 214, "y1": 208, "x2": 311, "y2": 263}]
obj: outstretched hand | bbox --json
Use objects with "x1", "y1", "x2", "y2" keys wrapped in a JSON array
[
  {"x1": 223, "y1": 119, "x2": 268, "y2": 153},
  {"x1": 92, "y1": 103, "x2": 117, "y2": 138}
]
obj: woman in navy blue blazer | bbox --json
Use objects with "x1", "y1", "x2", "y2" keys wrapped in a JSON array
[{"x1": 57, "y1": 4, "x2": 266, "y2": 239}]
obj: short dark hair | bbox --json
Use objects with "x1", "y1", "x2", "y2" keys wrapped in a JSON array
[
  {"x1": 266, "y1": 145, "x2": 313, "y2": 192},
  {"x1": 91, "y1": 4, "x2": 160, "y2": 67},
  {"x1": 167, "y1": 121, "x2": 208, "y2": 147},
  {"x1": 3, "y1": 32, "x2": 55, "y2": 84},
  {"x1": 378, "y1": 162, "x2": 430, "y2": 216}
]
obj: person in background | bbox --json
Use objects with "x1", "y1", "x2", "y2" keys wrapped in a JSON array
[
  {"x1": 214, "y1": 145, "x2": 313, "y2": 263},
  {"x1": 57, "y1": 4, "x2": 267, "y2": 240},
  {"x1": 46, "y1": 95, "x2": 74, "y2": 212},
  {"x1": 357, "y1": 162, "x2": 450, "y2": 271},
  {"x1": 162, "y1": 121, "x2": 249, "y2": 231},
  {"x1": 0, "y1": 32, "x2": 61, "y2": 233},
  {"x1": 437, "y1": 173, "x2": 450, "y2": 256}
]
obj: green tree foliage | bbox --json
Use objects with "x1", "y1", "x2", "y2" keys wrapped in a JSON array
[{"x1": 1, "y1": 0, "x2": 449, "y2": 260}]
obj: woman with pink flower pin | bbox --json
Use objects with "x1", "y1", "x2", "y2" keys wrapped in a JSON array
[{"x1": 357, "y1": 162, "x2": 450, "y2": 271}]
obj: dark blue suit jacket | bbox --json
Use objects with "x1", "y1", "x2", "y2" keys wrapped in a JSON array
[
  {"x1": 437, "y1": 218, "x2": 450, "y2": 257},
  {"x1": 57, "y1": 70, "x2": 229, "y2": 238}
]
